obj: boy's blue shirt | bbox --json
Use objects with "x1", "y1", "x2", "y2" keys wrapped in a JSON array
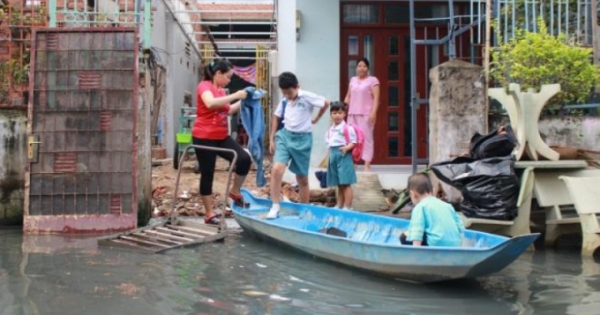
[{"x1": 406, "y1": 196, "x2": 465, "y2": 247}]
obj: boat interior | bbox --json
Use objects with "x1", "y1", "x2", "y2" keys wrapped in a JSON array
[{"x1": 235, "y1": 190, "x2": 510, "y2": 250}]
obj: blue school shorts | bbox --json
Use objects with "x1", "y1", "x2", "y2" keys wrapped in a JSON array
[
  {"x1": 273, "y1": 128, "x2": 312, "y2": 177},
  {"x1": 327, "y1": 147, "x2": 357, "y2": 186}
]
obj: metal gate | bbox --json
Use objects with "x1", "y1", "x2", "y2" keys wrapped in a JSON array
[{"x1": 24, "y1": 28, "x2": 139, "y2": 234}]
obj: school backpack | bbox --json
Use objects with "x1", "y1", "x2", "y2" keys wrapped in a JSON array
[
  {"x1": 277, "y1": 99, "x2": 288, "y2": 131},
  {"x1": 342, "y1": 124, "x2": 365, "y2": 164},
  {"x1": 469, "y1": 125, "x2": 517, "y2": 160}
]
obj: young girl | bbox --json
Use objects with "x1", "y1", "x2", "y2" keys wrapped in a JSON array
[
  {"x1": 325, "y1": 102, "x2": 358, "y2": 210},
  {"x1": 193, "y1": 58, "x2": 252, "y2": 225}
]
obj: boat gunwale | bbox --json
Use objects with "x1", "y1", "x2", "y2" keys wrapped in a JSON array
[{"x1": 232, "y1": 189, "x2": 529, "y2": 253}]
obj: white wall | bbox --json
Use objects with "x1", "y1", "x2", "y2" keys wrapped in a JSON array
[
  {"x1": 151, "y1": 0, "x2": 201, "y2": 157},
  {"x1": 277, "y1": 0, "x2": 297, "y2": 74},
  {"x1": 296, "y1": 0, "x2": 340, "y2": 167}
]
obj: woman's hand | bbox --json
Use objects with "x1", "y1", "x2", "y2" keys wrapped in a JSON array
[
  {"x1": 235, "y1": 89, "x2": 248, "y2": 100},
  {"x1": 368, "y1": 111, "x2": 377, "y2": 125}
]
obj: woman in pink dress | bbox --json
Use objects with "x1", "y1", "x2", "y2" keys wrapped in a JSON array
[{"x1": 344, "y1": 58, "x2": 380, "y2": 172}]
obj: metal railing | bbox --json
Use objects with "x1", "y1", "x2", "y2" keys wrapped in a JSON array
[
  {"x1": 493, "y1": 0, "x2": 596, "y2": 46},
  {"x1": 48, "y1": 0, "x2": 153, "y2": 47}
]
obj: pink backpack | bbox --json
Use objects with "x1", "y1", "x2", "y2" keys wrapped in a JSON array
[{"x1": 342, "y1": 124, "x2": 365, "y2": 164}]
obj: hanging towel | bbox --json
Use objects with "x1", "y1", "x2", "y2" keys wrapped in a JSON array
[{"x1": 240, "y1": 87, "x2": 267, "y2": 187}]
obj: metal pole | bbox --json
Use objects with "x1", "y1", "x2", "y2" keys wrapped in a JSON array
[
  {"x1": 592, "y1": 0, "x2": 599, "y2": 93},
  {"x1": 410, "y1": 0, "x2": 418, "y2": 173},
  {"x1": 484, "y1": 0, "x2": 492, "y2": 133},
  {"x1": 448, "y1": 0, "x2": 456, "y2": 59},
  {"x1": 170, "y1": 145, "x2": 238, "y2": 232}
]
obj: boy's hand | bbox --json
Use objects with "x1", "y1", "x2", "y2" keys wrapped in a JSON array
[
  {"x1": 311, "y1": 118, "x2": 317, "y2": 124},
  {"x1": 269, "y1": 141, "x2": 275, "y2": 155},
  {"x1": 340, "y1": 146, "x2": 349, "y2": 155}
]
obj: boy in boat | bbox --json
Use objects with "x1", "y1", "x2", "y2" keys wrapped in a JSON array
[
  {"x1": 400, "y1": 173, "x2": 465, "y2": 247},
  {"x1": 266, "y1": 72, "x2": 330, "y2": 219},
  {"x1": 325, "y1": 101, "x2": 358, "y2": 209}
]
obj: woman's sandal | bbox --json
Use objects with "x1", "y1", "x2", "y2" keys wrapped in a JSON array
[
  {"x1": 204, "y1": 213, "x2": 222, "y2": 226},
  {"x1": 229, "y1": 192, "x2": 249, "y2": 208}
]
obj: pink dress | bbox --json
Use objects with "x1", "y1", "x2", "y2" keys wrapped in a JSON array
[{"x1": 347, "y1": 76, "x2": 379, "y2": 163}]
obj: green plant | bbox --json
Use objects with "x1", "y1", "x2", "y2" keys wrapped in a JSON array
[{"x1": 491, "y1": 18, "x2": 600, "y2": 109}]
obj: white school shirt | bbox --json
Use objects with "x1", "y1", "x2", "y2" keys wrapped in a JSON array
[
  {"x1": 274, "y1": 89, "x2": 326, "y2": 133},
  {"x1": 325, "y1": 121, "x2": 357, "y2": 147}
]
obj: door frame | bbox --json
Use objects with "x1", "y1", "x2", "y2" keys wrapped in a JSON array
[{"x1": 340, "y1": 27, "x2": 427, "y2": 165}]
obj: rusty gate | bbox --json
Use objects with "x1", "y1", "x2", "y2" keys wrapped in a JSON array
[{"x1": 24, "y1": 28, "x2": 139, "y2": 234}]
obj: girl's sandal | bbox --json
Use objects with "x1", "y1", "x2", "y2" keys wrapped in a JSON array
[
  {"x1": 229, "y1": 192, "x2": 249, "y2": 208},
  {"x1": 204, "y1": 213, "x2": 222, "y2": 226}
]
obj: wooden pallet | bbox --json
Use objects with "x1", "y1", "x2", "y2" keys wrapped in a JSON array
[
  {"x1": 98, "y1": 144, "x2": 241, "y2": 254},
  {"x1": 98, "y1": 219, "x2": 230, "y2": 253}
]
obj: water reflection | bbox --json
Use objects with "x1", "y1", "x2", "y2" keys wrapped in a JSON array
[{"x1": 0, "y1": 230, "x2": 599, "y2": 315}]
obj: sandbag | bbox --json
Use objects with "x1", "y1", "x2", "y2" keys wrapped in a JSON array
[
  {"x1": 430, "y1": 156, "x2": 519, "y2": 220},
  {"x1": 470, "y1": 125, "x2": 517, "y2": 160}
]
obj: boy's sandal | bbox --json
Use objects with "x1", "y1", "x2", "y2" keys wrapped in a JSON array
[
  {"x1": 204, "y1": 213, "x2": 222, "y2": 226},
  {"x1": 229, "y1": 192, "x2": 249, "y2": 208}
]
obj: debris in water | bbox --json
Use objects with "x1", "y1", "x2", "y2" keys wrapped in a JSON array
[
  {"x1": 255, "y1": 263, "x2": 267, "y2": 268},
  {"x1": 243, "y1": 291, "x2": 269, "y2": 297},
  {"x1": 269, "y1": 294, "x2": 290, "y2": 301},
  {"x1": 115, "y1": 283, "x2": 140, "y2": 296},
  {"x1": 299, "y1": 288, "x2": 309, "y2": 293},
  {"x1": 289, "y1": 275, "x2": 304, "y2": 282}
]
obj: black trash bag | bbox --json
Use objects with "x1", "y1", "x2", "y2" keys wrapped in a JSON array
[
  {"x1": 470, "y1": 125, "x2": 517, "y2": 160},
  {"x1": 431, "y1": 156, "x2": 519, "y2": 220}
]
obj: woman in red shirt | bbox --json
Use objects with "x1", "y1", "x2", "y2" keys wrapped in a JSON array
[{"x1": 194, "y1": 58, "x2": 251, "y2": 225}]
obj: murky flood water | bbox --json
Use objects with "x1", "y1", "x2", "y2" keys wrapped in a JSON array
[{"x1": 1, "y1": 228, "x2": 599, "y2": 315}]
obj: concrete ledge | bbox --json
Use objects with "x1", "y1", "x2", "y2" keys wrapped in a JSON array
[{"x1": 283, "y1": 165, "x2": 427, "y2": 190}]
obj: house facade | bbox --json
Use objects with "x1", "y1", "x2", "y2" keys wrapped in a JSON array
[{"x1": 277, "y1": 0, "x2": 483, "y2": 167}]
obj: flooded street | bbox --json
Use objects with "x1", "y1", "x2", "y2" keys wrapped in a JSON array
[{"x1": 1, "y1": 229, "x2": 599, "y2": 315}]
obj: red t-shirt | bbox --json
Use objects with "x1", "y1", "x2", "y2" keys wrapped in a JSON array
[{"x1": 192, "y1": 81, "x2": 231, "y2": 140}]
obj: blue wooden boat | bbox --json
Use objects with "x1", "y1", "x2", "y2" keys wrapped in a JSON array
[{"x1": 231, "y1": 189, "x2": 540, "y2": 283}]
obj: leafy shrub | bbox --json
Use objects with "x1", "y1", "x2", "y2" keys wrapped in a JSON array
[{"x1": 491, "y1": 18, "x2": 600, "y2": 109}]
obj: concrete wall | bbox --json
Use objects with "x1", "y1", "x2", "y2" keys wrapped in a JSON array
[
  {"x1": 151, "y1": 0, "x2": 201, "y2": 157},
  {"x1": 295, "y1": 0, "x2": 341, "y2": 167},
  {"x1": 540, "y1": 117, "x2": 600, "y2": 151},
  {"x1": 0, "y1": 110, "x2": 26, "y2": 226},
  {"x1": 490, "y1": 115, "x2": 600, "y2": 151}
]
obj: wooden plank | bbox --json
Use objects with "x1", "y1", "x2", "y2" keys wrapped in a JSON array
[
  {"x1": 168, "y1": 223, "x2": 218, "y2": 236},
  {"x1": 142, "y1": 230, "x2": 193, "y2": 243},
  {"x1": 156, "y1": 226, "x2": 206, "y2": 239},
  {"x1": 97, "y1": 222, "x2": 167, "y2": 242},
  {"x1": 120, "y1": 235, "x2": 170, "y2": 248},
  {"x1": 546, "y1": 218, "x2": 580, "y2": 225},
  {"x1": 132, "y1": 232, "x2": 183, "y2": 245},
  {"x1": 466, "y1": 218, "x2": 514, "y2": 226},
  {"x1": 560, "y1": 176, "x2": 600, "y2": 215},
  {"x1": 155, "y1": 231, "x2": 230, "y2": 254},
  {"x1": 99, "y1": 238, "x2": 155, "y2": 253},
  {"x1": 514, "y1": 160, "x2": 588, "y2": 169},
  {"x1": 176, "y1": 220, "x2": 220, "y2": 233}
]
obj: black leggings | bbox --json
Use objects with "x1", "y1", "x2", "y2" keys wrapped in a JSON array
[{"x1": 193, "y1": 136, "x2": 252, "y2": 196}]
